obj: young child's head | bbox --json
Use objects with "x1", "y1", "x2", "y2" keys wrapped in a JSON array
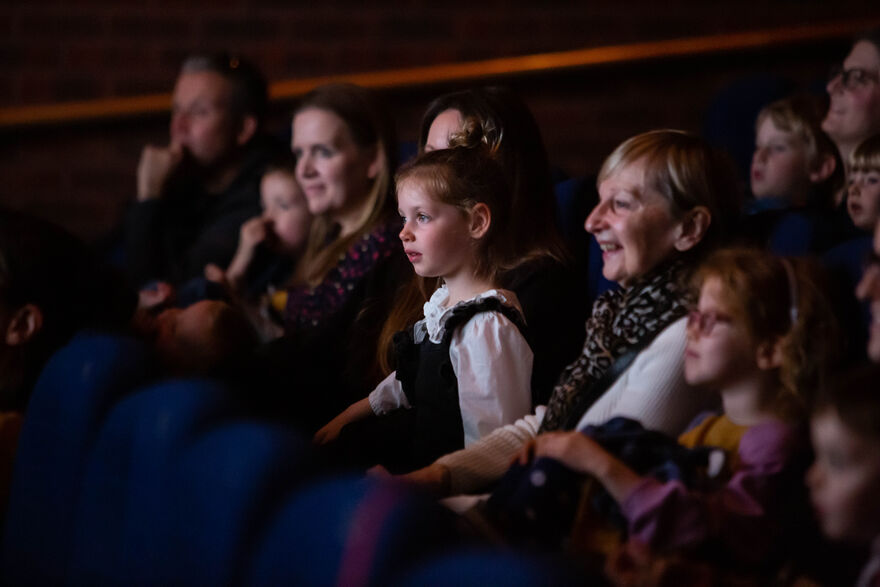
[
  {"x1": 807, "y1": 364, "x2": 880, "y2": 544},
  {"x1": 686, "y1": 248, "x2": 840, "y2": 420},
  {"x1": 394, "y1": 144, "x2": 512, "y2": 283},
  {"x1": 847, "y1": 134, "x2": 880, "y2": 231},
  {"x1": 751, "y1": 96, "x2": 842, "y2": 205},
  {"x1": 153, "y1": 300, "x2": 258, "y2": 376},
  {"x1": 260, "y1": 157, "x2": 312, "y2": 256}
]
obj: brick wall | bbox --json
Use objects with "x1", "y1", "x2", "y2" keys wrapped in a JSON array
[
  {"x1": 2, "y1": 1, "x2": 874, "y2": 107},
  {"x1": 0, "y1": 1, "x2": 875, "y2": 241}
]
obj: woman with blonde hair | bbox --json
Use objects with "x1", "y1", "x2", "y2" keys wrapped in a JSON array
[{"x1": 255, "y1": 84, "x2": 409, "y2": 430}]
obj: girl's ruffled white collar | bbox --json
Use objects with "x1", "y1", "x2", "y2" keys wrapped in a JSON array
[{"x1": 418, "y1": 284, "x2": 514, "y2": 343}]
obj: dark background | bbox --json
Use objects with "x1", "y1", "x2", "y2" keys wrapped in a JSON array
[{"x1": 1, "y1": 1, "x2": 876, "y2": 241}]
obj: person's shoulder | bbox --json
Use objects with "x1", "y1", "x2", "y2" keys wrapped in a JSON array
[
  {"x1": 644, "y1": 316, "x2": 688, "y2": 349},
  {"x1": 356, "y1": 220, "x2": 402, "y2": 254},
  {"x1": 739, "y1": 418, "x2": 806, "y2": 463},
  {"x1": 444, "y1": 292, "x2": 527, "y2": 339}
]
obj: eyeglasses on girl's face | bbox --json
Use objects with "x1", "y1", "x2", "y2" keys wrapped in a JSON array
[{"x1": 686, "y1": 309, "x2": 733, "y2": 336}]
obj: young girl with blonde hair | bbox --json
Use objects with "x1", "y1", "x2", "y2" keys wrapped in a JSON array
[{"x1": 315, "y1": 145, "x2": 533, "y2": 471}]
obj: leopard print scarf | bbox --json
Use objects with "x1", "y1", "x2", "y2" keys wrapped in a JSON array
[{"x1": 539, "y1": 259, "x2": 693, "y2": 432}]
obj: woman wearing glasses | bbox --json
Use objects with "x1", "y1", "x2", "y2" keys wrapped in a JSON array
[
  {"x1": 823, "y1": 31, "x2": 880, "y2": 168},
  {"x1": 399, "y1": 130, "x2": 742, "y2": 496}
]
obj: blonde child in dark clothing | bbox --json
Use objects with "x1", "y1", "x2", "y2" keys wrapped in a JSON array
[
  {"x1": 745, "y1": 96, "x2": 845, "y2": 253},
  {"x1": 750, "y1": 96, "x2": 840, "y2": 207},
  {"x1": 206, "y1": 158, "x2": 313, "y2": 340}
]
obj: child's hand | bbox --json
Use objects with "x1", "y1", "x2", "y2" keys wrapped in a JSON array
[
  {"x1": 313, "y1": 411, "x2": 351, "y2": 446},
  {"x1": 238, "y1": 217, "x2": 270, "y2": 252},
  {"x1": 314, "y1": 398, "x2": 372, "y2": 446},
  {"x1": 529, "y1": 431, "x2": 610, "y2": 476},
  {"x1": 204, "y1": 263, "x2": 226, "y2": 285},
  {"x1": 222, "y1": 216, "x2": 270, "y2": 292},
  {"x1": 138, "y1": 281, "x2": 175, "y2": 312}
]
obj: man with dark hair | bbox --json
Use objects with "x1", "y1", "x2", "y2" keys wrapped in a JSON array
[{"x1": 125, "y1": 53, "x2": 281, "y2": 290}]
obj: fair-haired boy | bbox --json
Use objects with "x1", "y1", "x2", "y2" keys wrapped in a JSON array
[{"x1": 750, "y1": 95, "x2": 841, "y2": 207}]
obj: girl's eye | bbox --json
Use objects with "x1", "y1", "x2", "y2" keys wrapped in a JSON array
[
  {"x1": 315, "y1": 145, "x2": 333, "y2": 158},
  {"x1": 772, "y1": 144, "x2": 787, "y2": 153},
  {"x1": 867, "y1": 174, "x2": 880, "y2": 185},
  {"x1": 417, "y1": 213, "x2": 430, "y2": 223}
]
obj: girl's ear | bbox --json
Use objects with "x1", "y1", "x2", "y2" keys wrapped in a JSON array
[
  {"x1": 5, "y1": 304, "x2": 43, "y2": 346},
  {"x1": 366, "y1": 145, "x2": 384, "y2": 180},
  {"x1": 756, "y1": 336, "x2": 785, "y2": 371},
  {"x1": 468, "y1": 203, "x2": 491, "y2": 239},
  {"x1": 808, "y1": 153, "x2": 836, "y2": 184},
  {"x1": 235, "y1": 114, "x2": 259, "y2": 147},
  {"x1": 673, "y1": 206, "x2": 711, "y2": 253}
]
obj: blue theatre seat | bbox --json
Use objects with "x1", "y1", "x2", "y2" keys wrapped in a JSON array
[
  {"x1": 391, "y1": 546, "x2": 586, "y2": 586},
  {"x1": 66, "y1": 378, "x2": 233, "y2": 585},
  {"x1": 167, "y1": 421, "x2": 312, "y2": 585},
  {"x1": 1, "y1": 332, "x2": 154, "y2": 586},
  {"x1": 248, "y1": 474, "x2": 458, "y2": 587}
]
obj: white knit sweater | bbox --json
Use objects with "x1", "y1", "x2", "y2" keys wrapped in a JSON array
[{"x1": 435, "y1": 317, "x2": 718, "y2": 495}]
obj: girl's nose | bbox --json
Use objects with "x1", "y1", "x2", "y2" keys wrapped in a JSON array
[
  {"x1": 685, "y1": 317, "x2": 700, "y2": 340},
  {"x1": 399, "y1": 220, "x2": 413, "y2": 242}
]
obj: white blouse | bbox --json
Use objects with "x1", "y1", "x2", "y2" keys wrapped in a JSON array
[{"x1": 368, "y1": 284, "x2": 533, "y2": 447}]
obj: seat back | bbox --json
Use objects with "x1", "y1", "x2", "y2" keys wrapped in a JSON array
[
  {"x1": 166, "y1": 421, "x2": 311, "y2": 585},
  {"x1": 1, "y1": 332, "x2": 153, "y2": 586},
  {"x1": 248, "y1": 475, "x2": 457, "y2": 587},
  {"x1": 66, "y1": 378, "x2": 232, "y2": 586}
]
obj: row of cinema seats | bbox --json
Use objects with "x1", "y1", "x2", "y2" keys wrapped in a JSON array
[{"x1": 0, "y1": 332, "x2": 585, "y2": 585}]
